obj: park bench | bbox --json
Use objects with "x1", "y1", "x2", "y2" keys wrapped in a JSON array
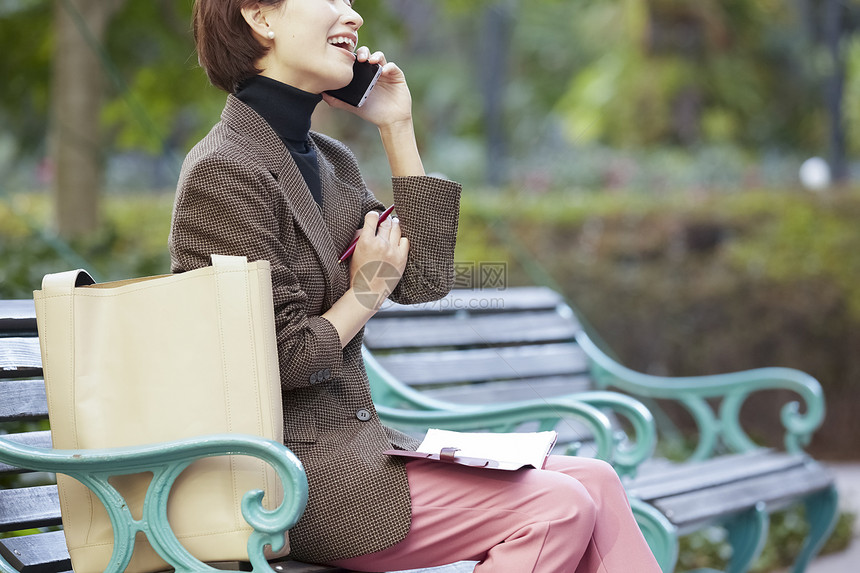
[
  {"x1": 362, "y1": 287, "x2": 839, "y2": 573},
  {"x1": 0, "y1": 295, "x2": 640, "y2": 573}
]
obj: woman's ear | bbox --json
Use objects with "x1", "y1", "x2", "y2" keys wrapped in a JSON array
[{"x1": 240, "y1": 4, "x2": 273, "y2": 41}]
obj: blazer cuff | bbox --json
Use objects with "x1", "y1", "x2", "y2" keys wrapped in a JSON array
[
  {"x1": 390, "y1": 176, "x2": 462, "y2": 301},
  {"x1": 295, "y1": 316, "x2": 344, "y2": 388}
]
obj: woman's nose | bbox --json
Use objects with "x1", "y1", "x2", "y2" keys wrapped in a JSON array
[{"x1": 341, "y1": 2, "x2": 363, "y2": 30}]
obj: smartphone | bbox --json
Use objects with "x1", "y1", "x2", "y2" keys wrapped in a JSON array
[{"x1": 326, "y1": 60, "x2": 383, "y2": 107}]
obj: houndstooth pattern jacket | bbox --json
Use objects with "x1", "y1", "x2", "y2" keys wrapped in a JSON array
[{"x1": 168, "y1": 95, "x2": 461, "y2": 564}]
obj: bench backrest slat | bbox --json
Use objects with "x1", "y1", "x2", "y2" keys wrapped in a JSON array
[
  {"x1": 377, "y1": 287, "x2": 564, "y2": 317},
  {"x1": 364, "y1": 310, "x2": 580, "y2": 350},
  {"x1": 0, "y1": 486, "x2": 62, "y2": 532},
  {"x1": 419, "y1": 374, "x2": 594, "y2": 404},
  {"x1": 373, "y1": 343, "x2": 590, "y2": 386},
  {"x1": 0, "y1": 301, "x2": 38, "y2": 337},
  {"x1": 0, "y1": 338, "x2": 42, "y2": 380},
  {"x1": 0, "y1": 380, "x2": 49, "y2": 420}
]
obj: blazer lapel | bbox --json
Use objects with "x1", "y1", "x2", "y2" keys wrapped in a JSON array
[
  {"x1": 275, "y1": 144, "x2": 349, "y2": 304},
  {"x1": 221, "y1": 96, "x2": 347, "y2": 306}
]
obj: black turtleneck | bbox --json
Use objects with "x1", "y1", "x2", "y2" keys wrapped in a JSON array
[{"x1": 236, "y1": 75, "x2": 324, "y2": 206}]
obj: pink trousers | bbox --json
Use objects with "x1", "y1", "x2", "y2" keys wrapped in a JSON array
[{"x1": 329, "y1": 456, "x2": 661, "y2": 573}]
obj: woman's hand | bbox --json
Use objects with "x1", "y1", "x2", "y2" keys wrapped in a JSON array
[
  {"x1": 322, "y1": 48, "x2": 413, "y2": 129},
  {"x1": 325, "y1": 48, "x2": 425, "y2": 176},
  {"x1": 348, "y1": 210, "x2": 409, "y2": 311}
]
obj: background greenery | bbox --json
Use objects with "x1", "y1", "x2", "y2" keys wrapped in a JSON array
[
  {"x1": 2, "y1": 0, "x2": 859, "y2": 569},
  {"x1": 2, "y1": 187, "x2": 858, "y2": 571},
  {"x1": 3, "y1": 0, "x2": 860, "y2": 192},
  {"x1": 4, "y1": 185, "x2": 859, "y2": 460}
]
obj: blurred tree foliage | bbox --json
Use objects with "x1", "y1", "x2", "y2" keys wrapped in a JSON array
[
  {"x1": 0, "y1": 0, "x2": 52, "y2": 156},
  {"x1": 2, "y1": 0, "x2": 859, "y2": 180},
  {"x1": 456, "y1": 185, "x2": 860, "y2": 459},
  {"x1": 557, "y1": 0, "x2": 830, "y2": 150},
  {"x1": 0, "y1": 0, "x2": 400, "y2": 161}
]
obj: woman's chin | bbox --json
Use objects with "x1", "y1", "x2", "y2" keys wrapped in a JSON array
[{"x1": 330, "y1": 73, "x2": 355, "y2": 92}]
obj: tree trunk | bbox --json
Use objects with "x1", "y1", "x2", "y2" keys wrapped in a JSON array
[
  {"x1": 479, "y1": 0, "x2": 515, "y2": 188},
  {"x1": 823, "y1": 0, "x2": 848, "y2": 183},
  {"x1": 50, "y1": 0, "x2": 125, "y2": 238}
]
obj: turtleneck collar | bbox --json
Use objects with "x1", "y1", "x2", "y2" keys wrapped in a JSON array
[{"x1": 235, "y1": 75, "x2": 323, "y2": 148}]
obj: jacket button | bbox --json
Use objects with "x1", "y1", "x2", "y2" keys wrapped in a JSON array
[
  {"x1": 309, "y1": 372, "x2": 318, "y2": 384},
  {"x1": 356, "y1": 409, "x2": 371, "y2": 421},
  {"x1": 323, "y1": 369, "x2": 331, "y2": 381}
]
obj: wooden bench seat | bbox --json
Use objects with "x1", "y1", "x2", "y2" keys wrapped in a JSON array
[{"x1": 363, "y1": 287, "x2": 839, "y2": 572}]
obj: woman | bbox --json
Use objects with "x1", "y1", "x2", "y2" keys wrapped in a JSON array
[{"x1": 170, "y1": 1, "x2": 661, "y2": 571}]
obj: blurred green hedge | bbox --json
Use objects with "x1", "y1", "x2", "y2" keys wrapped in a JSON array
[
  {"x1": 3, "y1": 187, "x2": 859, "y2": 459},
  {"x1": 0, "y1": 193, "x2": 174, "y2": 298},
  {"x1": 1, "y1": 186, "x2": 857, "y2": 569},
  {"x1": 456, "y1": 186, "x2": 860, "y2": 570},
  {"x1": 457, "y1": 186, "x2": 860, "y2": 461}
]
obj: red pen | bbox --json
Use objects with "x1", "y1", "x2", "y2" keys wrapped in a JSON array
[{"x1": 338, "y1": 204, "x2": 396, "y2": 263}]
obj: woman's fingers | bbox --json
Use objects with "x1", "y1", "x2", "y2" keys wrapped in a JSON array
[
  {"x1": 377, "y1": 215, "x2": 401, "y2": 244},
  {"x1": 388, "y1": 216, "x2": 401, "y2": 245},
  {"x1": 350, "y1": 211, "x2": 409, "y2": 298},
  {"x1": 361, "y1": 210, "x2": 380, "y2": 239},
  {"x1": 357, "y1": 210, "x2": 406, "y2": 253},
  {"x1": 397, "y1": 235, "x2": 409, "y2": 258},
  {"x1": 356, "y1": 46, "x2": 386, "y2": 66}
]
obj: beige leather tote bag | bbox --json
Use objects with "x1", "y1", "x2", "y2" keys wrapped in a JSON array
[{"x1": 33, "y1": 255, "x2": 286, "y2": 572}]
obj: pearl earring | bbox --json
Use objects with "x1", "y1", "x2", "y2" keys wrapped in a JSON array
[{"x1": 266, "y1": 30, "x2": 275, "y2": 39}]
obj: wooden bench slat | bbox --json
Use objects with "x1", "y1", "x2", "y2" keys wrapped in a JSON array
[
  {"x1": 0, "y1": 380, "x2": 49, "y2": 421},
  {"x1": 626, "y1": 450, "x2": 810, "y2": 500},
  {"x1": 0, "y1": 301, "x2": 38, "y2": 337},
  {"x1": 0, "y1": 485, "x2": 62, "y2": 532},
  {"x1": 0, "y1": 432, "x2": 53, "y2": 474},
  {"x1": 374, "y1": 343, "x2": 590, "y2": 386},
  {"x1": 420, "y1": 375, "x2": 594, "y2": 404},
  {"x1": 654, "y1": 463, "x2": 835, "y2": 530},
  {"x1": 0, "y1": 530, "x2": 351, "y2": 573},
  {"x1": 364, "y1": 311, "x2": 580, "y2": 350},
  {"x1": 377, "y1": 287, "x2": 564, "y2": 317},
  {"x1": 0, "y1": 338, "x2": 42, "y2": 380},
  {"x1": 631, "y1": 449, "x2": 786, "y2": 482},
  {"x1": 0, "y1": 530, "x2": 70, "y2": 573}
]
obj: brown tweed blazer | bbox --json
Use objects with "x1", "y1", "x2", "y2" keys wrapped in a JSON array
[{"x1": 168, "y1": 95, "x2": 461, "y2": 564}]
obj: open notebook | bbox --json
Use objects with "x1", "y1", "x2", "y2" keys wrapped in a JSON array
[{"x1": 385, "y1": 428, "x2": 558, "y2": 471}]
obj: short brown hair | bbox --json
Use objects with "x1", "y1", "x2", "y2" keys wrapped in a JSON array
[{"x1": 193, "y1": 0, "x2": 285, "y2": 93}]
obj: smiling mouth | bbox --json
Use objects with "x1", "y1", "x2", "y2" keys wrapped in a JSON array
[{"x1": 328, "y1": 36, "x2": 357, "y2": 54}]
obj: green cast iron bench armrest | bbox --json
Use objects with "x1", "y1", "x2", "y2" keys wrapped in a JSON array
[
  {"x1": 376, "y1": 399, "x2": 615, "y2": 461},
  {"x1": 576, "y1": 330, "x2": 826, "y2": 461},
  {"x1": 571, "y1": 391, "x2": 657, "y2": 477},
  {"x1": 365, "y1": 347, "x2": 657, "y2": 474},
  {"x1": 0, "y1": 433, "x2": 308, "y2": 573}
]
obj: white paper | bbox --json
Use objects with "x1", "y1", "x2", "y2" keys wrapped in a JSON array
[{"x1": 417, "y1": 429, "x2": 558, "y2": 470}]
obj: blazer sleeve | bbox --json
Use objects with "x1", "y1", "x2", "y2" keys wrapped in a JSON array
[
  {"x1": 315, "y1": 132, "x2": 462, "y2": 305},
  {"x1": 169, "y1": 151, "x2": 344, "y2": 390},
  {"x1": 384, "y1": 176, "x2": 462, "y2": 304}
]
